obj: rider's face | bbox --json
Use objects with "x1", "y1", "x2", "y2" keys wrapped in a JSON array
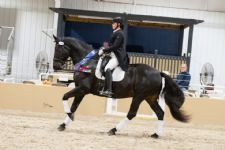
[{"x1": 112, "y1": 22, "x2": 118, "y2": 30}]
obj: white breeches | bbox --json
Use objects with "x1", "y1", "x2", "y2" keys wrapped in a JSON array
[{"x1": 104, "y1": 52, "x2": 119, "y2": 72}]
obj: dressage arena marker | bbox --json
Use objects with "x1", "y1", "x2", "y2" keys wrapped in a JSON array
[{"x1": 105, "y1": 98, "x2": 165, "y2": 119}]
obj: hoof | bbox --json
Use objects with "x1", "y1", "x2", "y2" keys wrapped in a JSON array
[
  {"x1": 107, "y1": 128, "x2": 117, "y2": 136},
  {"x1": 151, "y1": 133, "x2": 159, "y2": 139},
  {"x1": 57, "y1": 123, "x2": 66, "y2": 131}
]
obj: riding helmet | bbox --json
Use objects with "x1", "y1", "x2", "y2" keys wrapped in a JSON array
[{"x1": 112, "y1": 17, "x2": 124, "y2": 29}]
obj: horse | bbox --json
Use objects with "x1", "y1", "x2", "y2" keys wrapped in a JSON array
[{"x1": 53, "y1": 35, "x2": 189, "y2": 138}]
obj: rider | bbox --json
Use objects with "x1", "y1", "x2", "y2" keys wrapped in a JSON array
[{"x1": 98, "y1": 17, "x2": 129, "y2": 97}]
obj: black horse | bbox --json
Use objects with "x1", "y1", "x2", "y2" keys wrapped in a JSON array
[{"x1": 53, "y1": 36, "x2": 189, "y2": 138}]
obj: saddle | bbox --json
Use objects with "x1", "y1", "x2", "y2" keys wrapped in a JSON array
[
  {"x1": 95, "y1": 55, "x2": 125, "y2": 82},
  {"x1": 100, "y1": 55, "x2": 111, "y2": 77}
]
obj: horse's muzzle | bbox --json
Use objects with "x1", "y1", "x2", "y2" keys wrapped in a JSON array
[{"x1": 53, "y1": 62, "x2": 63, "y2": 70}]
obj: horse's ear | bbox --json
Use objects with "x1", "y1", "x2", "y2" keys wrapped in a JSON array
[{"x1": 53, "y1": 34, "x2": 59, "y2": 43}]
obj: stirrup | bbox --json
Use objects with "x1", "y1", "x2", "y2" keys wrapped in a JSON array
[
  {"x1": 100, "y1": 90, "x2": 113, "y2": 98},
  {"x1": 99, "y1": 88, "x2": 105, "y2": 95}
]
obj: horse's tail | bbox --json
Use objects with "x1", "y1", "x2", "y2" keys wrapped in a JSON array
[{"x1": 160, "y1": 72, "x2": 190, "y2": 122}]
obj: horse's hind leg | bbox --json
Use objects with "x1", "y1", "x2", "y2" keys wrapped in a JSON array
[
  {"x1": 146, "y1": 97, "x2": 165, "y2": 138},
  {"x1": 108, "y1": 96, "x2": 143, "y2": 136}
]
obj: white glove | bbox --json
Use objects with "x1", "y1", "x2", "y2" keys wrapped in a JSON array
[{"x1": 98, "y1": 49, "x2": 104, "y2": 56}]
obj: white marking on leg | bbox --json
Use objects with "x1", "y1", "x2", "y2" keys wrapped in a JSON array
[
  {"x1": 64, "y1": 116, "x2": 72, "y2": 125},
  {"x1": 63, "y1": 100, "x2": 71, "y2": 113},
  {"x1": 158, "y1": 95, "x2": 165, "y2": 110},
  {"x1": 116, "y1": 118, "x2": 130, "y2": 131},
  {"x1": 159, "y1": 77, "x2": 165, "y2": 110},
  {"x1": 160, "y1": 77, "x2": 165, "y2": 95},
  {"x1": 155, "y1": 120, "x2": 164, "y2": 136}
]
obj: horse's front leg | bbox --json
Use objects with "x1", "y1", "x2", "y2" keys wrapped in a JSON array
[
  {"x1": 58, "y1": 87, "x2": 85, "y2": 131},
  {"x1": 108, "y1": 96, "x2": 143, "y2": 135}
]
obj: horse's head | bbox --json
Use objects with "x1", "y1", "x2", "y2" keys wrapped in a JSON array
[
  {"x1": 53, "y1": 35, "x2": 93, "y2": 71},
  {"x1": 53, "y1": 35, "x2": 72, "y2": 70}
]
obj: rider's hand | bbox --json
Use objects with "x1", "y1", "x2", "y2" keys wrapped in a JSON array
[{"x1": 98, "y1": 48, "x2": 104, "y2": 56}]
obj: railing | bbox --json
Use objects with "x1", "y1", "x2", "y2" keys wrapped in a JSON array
[
  {"x1": 128, "y1": 51, "x2": 187, "y2": 79},
  {"x1": 62, "y1": 50, "x2": 187, "y2": 78},
  {"x1": 63, "y1": 57, "x2": 74, "y2": 72}
]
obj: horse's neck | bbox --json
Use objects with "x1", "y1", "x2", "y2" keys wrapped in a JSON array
[
  {"x1": 71, "y1": 47, "x2": 91, "y2": 64},
  {"x1": 66, "y1": 38, "x2": 93, "y2": 64}
]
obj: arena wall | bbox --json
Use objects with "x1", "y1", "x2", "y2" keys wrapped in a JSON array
[
  {"x1": 0, "y1": 0, "x2": 55, "y2": 81},
  {"x1": 1, "y1": 83, "x2": 225, "y2": 125},
  {"x1": 0, "y1": 83, "x2": 106, "y2": 116}
]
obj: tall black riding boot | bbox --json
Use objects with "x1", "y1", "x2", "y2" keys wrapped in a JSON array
[{"x1": 102, "y1": 69, "x2": 113, "y2": 97}]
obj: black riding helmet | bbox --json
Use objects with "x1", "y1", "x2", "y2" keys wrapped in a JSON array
[{"x1": 112, "y1": 17, "x2": 124, "y2": 29}]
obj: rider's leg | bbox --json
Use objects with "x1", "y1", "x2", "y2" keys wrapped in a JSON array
[
  {"x1": 104, "y1": 69, "x2": 112, "y2": 92},
  {"x1": 102, "y1": 53, "x2": 118, "y2": 97},
  {"x1": 104, "y1": 52, "x2": 119, "y2": 72}
]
